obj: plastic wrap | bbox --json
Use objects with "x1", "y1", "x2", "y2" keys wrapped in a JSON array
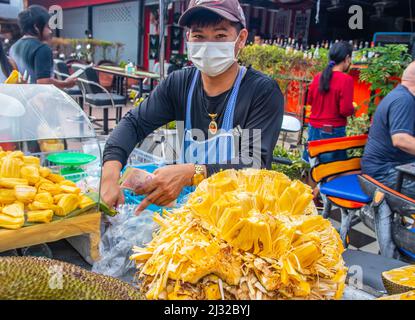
[
  {"x1": 0, "y1": 84, "x2": 95, "y2": 143},
  {"x1": 92, "y1": 205, "x2": 157, "y2": 283}
]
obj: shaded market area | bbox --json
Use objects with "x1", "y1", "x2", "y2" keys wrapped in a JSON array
[{"x1": 0, "y1": 0, "x2": 415, "y2": 303}]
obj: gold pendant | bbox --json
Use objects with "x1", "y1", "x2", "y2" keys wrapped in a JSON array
[{"x1": 208, "y1": 113, "x2": 218, "y2": 135}]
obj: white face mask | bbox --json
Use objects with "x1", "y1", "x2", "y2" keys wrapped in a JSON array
[{"x1": 187, "y1": 37, "x2": 240, "y2": 77}]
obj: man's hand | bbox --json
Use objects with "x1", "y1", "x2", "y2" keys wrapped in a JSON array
[
  {"x1": 64, "y1": 77, "x2": 78, "y2": 88},
  {"x1": 100, "y1": 160, "x2": 124, "y2": 209},
  {"x1": 37, "y1": 77, "x2": 78, "y2": 89},
  {"x1": 134, "y1": 164, "x2": 197, "y2": 215}
]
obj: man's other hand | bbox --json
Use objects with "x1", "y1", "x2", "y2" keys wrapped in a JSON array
[{"x1": 100, "y1": 160, "x2": 124, "y2": 209}]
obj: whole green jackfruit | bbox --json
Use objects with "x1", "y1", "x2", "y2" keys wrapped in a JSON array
[{"x1": 0, "y1": 257, "x2": 143, "y2": 300}]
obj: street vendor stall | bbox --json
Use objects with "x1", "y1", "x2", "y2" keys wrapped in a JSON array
[{"x1": 0, "y1": 84, "x2": 104, "y2": 262}]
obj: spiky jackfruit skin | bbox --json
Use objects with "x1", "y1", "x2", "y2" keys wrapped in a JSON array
[
  {"x1": 378, "y1": 290, "x2": 415, "y2": 300},
  {"x1": 0, "y1": 257, "x2": 143, "y2": 300},
  {"x1": 382, "y1": 265, "x2": 415, "y2": 295}
]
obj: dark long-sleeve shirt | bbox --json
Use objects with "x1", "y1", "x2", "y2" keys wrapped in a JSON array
[
  {"x1": 103, "y1": 66, "x2": 284, "y2": 176},
  {"x1": 307, "y1": 71, "x2": 355, "y2": 128}
]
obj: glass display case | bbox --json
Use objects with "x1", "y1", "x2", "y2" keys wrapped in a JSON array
[
  {"x1": 0, "y1": 84, "x2": 102, "y2": 260},
  {"x1": 0, "y1": 84, "x2": 102, "y2": 182}
]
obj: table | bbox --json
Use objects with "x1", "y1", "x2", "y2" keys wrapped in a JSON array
[
  {"x1": 395, "y1": 162, "x2": 415, "y2": 192},
  {"x1": 94, "y1": 66, "x2": 159, "y2": 128},
  {"x1": 93, "y1": 65, "x2": 159, "y2": 96},
  {"x1": 0, "y1": 211, "x2": 102, "y2": 262}
]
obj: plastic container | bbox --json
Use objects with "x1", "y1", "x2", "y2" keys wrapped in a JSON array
[{"x1": 127, "y1": 148, "x2": 164, "y2": 167}]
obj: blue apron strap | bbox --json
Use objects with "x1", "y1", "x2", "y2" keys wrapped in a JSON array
[
  {"x1": 222, "y1": 66, "x2": 246, "y2": 131},
  {"x1": 185, "y1": 69, "x2": 200, "y2": 130}
]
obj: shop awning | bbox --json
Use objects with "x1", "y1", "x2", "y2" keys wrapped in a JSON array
[
  {"x1": 28, "y1": 0, "x2": 123, "y2": 9},
  {"x1": 0, "y1": 4, "x2": 19, "y2": 21}
]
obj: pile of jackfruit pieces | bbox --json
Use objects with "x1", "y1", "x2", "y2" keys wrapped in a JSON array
[
  {"x1": 131, "y1": 169, "x2": 347, "y2": 300},
  {"x1": 0, "y1": 149, "x2": 95, "y2": 230}
]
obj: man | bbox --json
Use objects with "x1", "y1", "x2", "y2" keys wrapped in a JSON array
[
  {"x1": 362, "y1": 62, "x2": 415, "y2": 199},
  {"x1": 10, "y1": 5, "x2": 76, "y2": 88},
  {"x1": 101, "y1": 0, "x2": 284, "y2": 213}
]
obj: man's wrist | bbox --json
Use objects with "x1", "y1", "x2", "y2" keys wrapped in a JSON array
[{"x1": 102, "y1": 160, "x2": 123, "y2": 182}]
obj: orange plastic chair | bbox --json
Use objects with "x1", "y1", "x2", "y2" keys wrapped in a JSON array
[{"x1": 308, "y1": 134, "x2": 371, "y2": 247}]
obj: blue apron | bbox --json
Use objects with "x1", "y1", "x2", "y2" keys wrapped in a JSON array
[{"x1": 181, "y1": 66, "x2": 246, "y2": 164}]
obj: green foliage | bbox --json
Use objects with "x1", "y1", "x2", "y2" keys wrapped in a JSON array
[
  {"x1": 359, "y1": 44, "x2": 412, "y2": 116},
  {"x1": 346, "y1": 113, "x2": 371, "y2": 137},
  {"x1": 119, "y1": 60, "x2": 127, "y2": 69},
  {"x1": 52, "y1": 37, "x2": 125, "y2": 63},
  {"x1": 239, "y1": 44, "x2": 328, "y2": 84},
  {"x1": 346, "y1": 113, "x2": 371, "y2": 157},
  {"x1": 272, "y1": 145, "x2": 309, "y2": 181}
]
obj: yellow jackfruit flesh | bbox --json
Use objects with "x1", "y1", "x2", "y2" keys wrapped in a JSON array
[
  {"x1": 14, "y1": 185, "x2": 36, "y2": 203},
  {"x1": 132, "y1": 169, "x2": 346, "y2": 301},
  {"x1": 22, "y1": 156, "x2": 40, "y2": 167},
  {"x1": 0, "y1": 178, "x2": 28, "y2": 189},
  {"x1": 46, "y1": 173, "x2": 65, "y2": 184},
  {"x1": 1, "y1": 157, "x2": 21, "y2": 178},
  {"x1": 78, "y1": 195, "x2": 95, "y2": 209},
  {"x1": 26, "y1": 210, "x2": 53, "y2": 223},
  {"x1": 0, "y1": 213, "x2": 24, "y2": 229},
  {"x1": 6, "y1": 151, "x2": 24, "y2": 159},
  {"x1": 382, "y1": 265, "x2": 415, "y2": 295},
  {"x1": 59, "y1": 180, "x2": 77, "y2": 187},
  {"x1": 20, "y1": 166, "x2": 40, "y2": 185},
  {"x1": 34, "y1": 192, "x2": 54, "y2": 204},
  {"x1": 2, "y1": 202, "x2": 24, "y2": 218},
  {"x1": 39, "y1": 167, "x2": 51, "y2": 178},
  {"x1": 59, "y1": 185, "x2": 81, "y2": 194},
  {"x1": 38, "y1": 183, "x2": 61, "y2": 196},
  {"x1": 0, "y1": 189, "x2": 16, "y2": 205},
  {"x1": 56, "y1": 194, "x2": 79, "y2": 216}
]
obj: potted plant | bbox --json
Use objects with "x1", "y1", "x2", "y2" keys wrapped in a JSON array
[{"x1": 359, "y1": 44, "x2": 412, "y2": 116}]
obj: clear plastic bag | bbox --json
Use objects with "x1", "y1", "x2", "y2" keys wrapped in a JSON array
[{"x1": 91, "y1": 205, "x2": 156, "y2": 284}]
